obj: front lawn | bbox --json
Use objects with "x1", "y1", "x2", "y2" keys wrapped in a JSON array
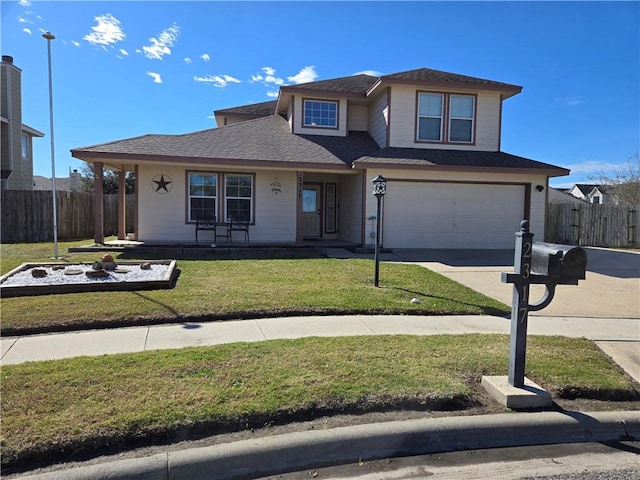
[
  {"x1": 0, "y1": 240, "x2": 509, "y2": 334},
  {"x1": 2, "y1": 334, "x2": 637, "y2": 471}
]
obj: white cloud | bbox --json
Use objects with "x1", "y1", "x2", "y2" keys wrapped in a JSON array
[
  {"x1": 253, "y1": 67, "x2": 284, "y2": 85},
  {"x1": 23, "y1": 27, "x2": 31, "y2": 35},
  {"x1": 262, "y1": 66, "x2": 276, "y2": 76},
  {"x1": 200, "y1": 53, "x2": 210, "y2": 62},
  {"x1": 71, "y1": 41, "x2": 81, "y2": 47},
  {"x1": 287, "y1": 66, "x2": 318, "y2": 84},
  {"x1": 556, "y1": 96, "x2": 583, "y2": 107},
  {"x1": 250, "y1": 74, "x2": 263, "y2": 82},
  {"x1": 83, "y1": 13, "x2": 125, "y2": 46},
  {"x1": 353, "y1": 70, "x2": 382, "y2": 77},
  {"x1": 266, "y1": 91, "x2": 279, "y2": 98},
  {"x1": 18, "y1": 0, "x2": 31, "y2": 6},
  {"x1": 184, "y1": 57, "x2": 192, "y2": 64},
  {"x1": 147, "y1": 72, "x2": 162, "y2": 84},
  {"x1": 18, "y1": 16, "x2": 31, "y2": 24},
  {"x1": 142, "y1": 23, "x2": 180, "y2": 60},
  {"x1": 193, "y1": 74, "x2": 241, "y2": 88},
  {"x1": 562, "y1": 160, "x2": 622, "y2": 175},
  {"x1": 119, "y1": 48, "x2": 129, "y2": 56}
]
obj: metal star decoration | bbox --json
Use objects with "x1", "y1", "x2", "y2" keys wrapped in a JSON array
[{"x1": 152, "y1": 174, "x2": 172, "y2": 193}]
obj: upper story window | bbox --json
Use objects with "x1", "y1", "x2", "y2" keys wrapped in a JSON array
[
  {"x1": 188, "y1": 172, "x2": 217, "y2": 222},
  {"x1": 303, "y1": 99, "x2": 338, "y2": 128},
  {"x1": 21, "y1": 133, "x2": 29, "y2": 158},
  {"x1": 416, "y1": 92, "x2": 475, "y2": 144}
]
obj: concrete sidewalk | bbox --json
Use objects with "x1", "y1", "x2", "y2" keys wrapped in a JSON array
[{"x1": 2, "y1": 315, "x2": 639, "y2": 384}]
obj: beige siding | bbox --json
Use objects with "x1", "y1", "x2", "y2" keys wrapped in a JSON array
[
  {"x1": 347, "y1": 104, "x2": 368, "y2": 131},
  {"x1": 388, "y1": 86, "x2": 501, "y2": 151},
  {"x1": 137, "y1": 165, "x2": 297, "y2": 243},
  {"x1": 337, "y1": 173, "x2": 364, "y2": 243},
  {"x1": 368, "y1": 90, "x2": 388, "y2": 148},
  {"x1": 293, "y1": 96, "x2": 348, "y2": 137}
]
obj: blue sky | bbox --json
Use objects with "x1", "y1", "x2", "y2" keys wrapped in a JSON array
[{"x1": 2, "y1": 1, "x2": 638, "y2": 188}]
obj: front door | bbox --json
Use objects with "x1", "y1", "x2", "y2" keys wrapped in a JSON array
[{"x1": 302, "y1": 185, "x2": 322, "y2": 238}]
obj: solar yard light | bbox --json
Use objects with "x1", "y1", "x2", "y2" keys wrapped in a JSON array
[{"x1": 372, "y1": 175, "x2": 387, "y2": 287}]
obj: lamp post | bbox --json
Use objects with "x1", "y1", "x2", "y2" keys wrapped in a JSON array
[
  {"x1": 43, "y1": 31, "x2": 58, "y2": 258},
  {"x1": 372, "y1": 175, "x2": 387, "y2": 287}
]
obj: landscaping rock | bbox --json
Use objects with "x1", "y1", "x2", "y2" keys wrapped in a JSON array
[
  {"x1": 86, "y1": 269, "x2": 110, "y2": 278},
  {"x1": 64, "y1": 268, "x2": 83, "y2": 275},
  {"x1": 140, "y1": 262, "x2": 152, "y2": 270},
  {"x1": 101, "y1": 254, "x2": 115, "y2": 263},
  {"x1": 31, "y1": 268, "x2": 48, "y2": 278},
  {"x1": 51, "y1": 265, "x2": 66, "y2": 271}
]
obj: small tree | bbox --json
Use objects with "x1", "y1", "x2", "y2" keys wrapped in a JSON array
[
  {"x1": 592, "y1": 152, "x2": 640, "y2": 206},
  {"x1": 79, "y1": 163, "x2": 135, "y2": 194}
]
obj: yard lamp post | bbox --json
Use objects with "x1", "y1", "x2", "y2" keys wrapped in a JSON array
[
  {"x1": 43, "y1": 31, "x2": 59, "y2": 258},
  {"x1": 372, "y1": 175, "x2": 387, "y2": 287}
]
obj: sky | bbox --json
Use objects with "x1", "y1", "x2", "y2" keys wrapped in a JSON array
[{"x1": 2, "y1": 1, "x2": 638, "y2": 188}]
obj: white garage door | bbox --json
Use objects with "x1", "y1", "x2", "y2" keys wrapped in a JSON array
[{"x1": 382, "y1": 182, "x2": 525, "y2": 249}]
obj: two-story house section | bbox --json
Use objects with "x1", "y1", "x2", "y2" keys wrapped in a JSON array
[
  {"x1": 1, "y1": 55, "x2": 44, "y2": 190},
  {"x1": 71, "y1": 67, "x2": 569, "y2": 248}
]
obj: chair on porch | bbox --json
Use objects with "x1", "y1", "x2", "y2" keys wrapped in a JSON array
[
  {"x1": 195, "y1": 215, "x2": 229, "y2": 244},
  {"x1": 227, "y1": 216, "x2": 250, "y2": 243}
]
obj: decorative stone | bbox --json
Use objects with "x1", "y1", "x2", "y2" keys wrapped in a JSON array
[
  {"x1": 92, "y1": 262, "x2": 104, "y2": 270},
  {"x1": 140, "y1": 262, "x2": 152, "y2": 270},
  {"x1": 410, "y1": 298, "x2": 421, "y2": 304},
  {"x1": 113, "y1": 268, "x2": 130, "y2": 273},
  {"x1": 86, "y1": 269, "x2": 110, "y2": 278},
  {"x1": 102, "y1": 262, "x2": 117, "y2": 271},
  {"x1": 64, "y1": 268, "x2": 83, "y2": 275},
  {"x1": 31, "y1": 268, "x2": 48, "y2": 278},
  {"x1": 51, "y1": 265, "x2": 66, "y2": 271},
  {"x1": 101, "y1": 254, "x2": 115, "y2": 263}
]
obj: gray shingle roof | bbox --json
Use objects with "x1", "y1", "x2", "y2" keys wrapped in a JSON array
[
  {"x1": 281, "y1": 74, "x2": 379, "y2": 96},
  {"x1": 214, "y1": 100, "x2": 277, "y2": 117},
  {"x1": 354, "y1": 148, "x2": 569, "y2": 175},
  {"x1": 72, "y1": 115, "x2": 380, "y2": 167},
  {"x1": 381, "y1": 68, "x2": 522, "y2": 91}
]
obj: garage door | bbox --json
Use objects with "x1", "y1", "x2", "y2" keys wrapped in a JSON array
[{"x1": 382, "y1": 182, "x2": 525, "y2": 249}]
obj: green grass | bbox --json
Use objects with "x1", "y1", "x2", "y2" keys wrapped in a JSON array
[
  {"x1": 2, "y1": 334, "x2": 636, "y2": 470},
  {"x1": 0, "y1": 240, "x2": 509, "y2": 334}
]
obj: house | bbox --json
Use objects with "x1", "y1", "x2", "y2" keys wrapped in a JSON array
[
  {"x1": 71, "y1": 67, "x2": 569, "y2": 249},
  {"x1": 1, "y1": 55, "x2": 45, "y2": 190},
  {"x1": 33, "y1": 169, "x2": 83, "y2": 192},
  {"x1": 568, "y1": 183, "x2": 615, "y2": 205},
  {"x1": 548, "y1": 187, "x2": 588, "y2": 205}
]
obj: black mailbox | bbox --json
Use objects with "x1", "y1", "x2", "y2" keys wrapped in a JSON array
[{"x1": 531, "y1": 242, "x2": 587, "y2": 281}]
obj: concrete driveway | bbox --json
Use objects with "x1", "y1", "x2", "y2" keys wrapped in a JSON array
[{"x1": 392, "y1": 247, "x2": 640, "y2": 319}]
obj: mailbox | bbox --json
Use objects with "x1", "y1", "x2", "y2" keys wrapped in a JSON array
[{"x1": 531, "y1": 242, "x2": 587, "y2": 281}]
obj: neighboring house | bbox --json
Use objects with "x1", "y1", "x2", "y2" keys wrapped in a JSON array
[
  {"x1": 548, "y1": 187, "x2": 588, "y2": 205},
  {"x1": 1, "y1": 55, "x2": 44, "y2": 190},
  {"x1": 568, "y1": 183, "x2": 616, "y2": 205},
  {"x1": 33, "y1": 169, "x2": 82, "y2": 192},
  {"x1": 71, "y1": 67, "x2": 569, "y2": 248}
]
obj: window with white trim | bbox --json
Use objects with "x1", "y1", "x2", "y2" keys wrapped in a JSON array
[
  {"x1": 21, "y1": 133, "x2": 29, "y2": 158},
  {"x1": 188, "y1": 172, "x2": 217, "y2": 221},
  {"x1": 225, "y1": 174, "x2": 253, "y2": 222},
  {"x1": 416, "y1": 92, "x2": 475, "y2": 143},
  {"x1": 417, "y1": 93, "x2": 443, "y2": 141},
  {"x1": 448, "y1": 95, "x2": 475, "y2": 142},
  {"x1": 303, "y1": 99, "x2": 338, "y2": 128}
]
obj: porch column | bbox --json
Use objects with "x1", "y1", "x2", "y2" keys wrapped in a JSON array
[
  {"x1": 296, "y1": 171, "x2": 304, "y2": 243},
  {"x1": 94, "y1": 162, "x2": 104, "y2": 244},
  {"x1": 117, "y1": 169, "x2": 126, "y2": 240}
]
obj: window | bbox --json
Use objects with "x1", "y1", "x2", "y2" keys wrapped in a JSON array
[
  {"x1": 303, "y1": 99, "x2": 338, "y2": 128},
  {"x1": 188, "y1": 172, "x2": 217, "y2": 221},
  {"x1": 225, "y1": 174, "x2": 253, "y2": 222},
  {"x1": 21, "y1": 133, "x2": 29, "y2": 158},
  {"x1": 416, "y1": 92, "x2": 475, "y2": 143},
  {"x1": 417, "y1": 93, "x2": 443, "y2": 141},
  {"x1": 449, "y1": 95, "x2": 474, "y2": 142}
]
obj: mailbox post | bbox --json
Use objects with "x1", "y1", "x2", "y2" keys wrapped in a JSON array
[{"x1": 501, "y1": 220, "x2": 587, "y2": 389}]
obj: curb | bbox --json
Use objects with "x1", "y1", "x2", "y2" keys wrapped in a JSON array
[{"x1": 17, "y1": 410, "x2": 639, "y2": 480}]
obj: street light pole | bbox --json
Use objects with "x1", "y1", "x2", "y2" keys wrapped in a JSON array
[
  {"x1": 372, "y1": 175, "x2": 387, "y2": 287},
  {"x1": 43, "y1": 31, "x2": 58, "y2": 258}
]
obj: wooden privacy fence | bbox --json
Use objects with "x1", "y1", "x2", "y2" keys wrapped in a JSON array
[
  {"x1": 1, "y1": 191, "x2": 134, "y2": 243},
  {"x1": 545, "y1": 203, "x2": 639, "y2": 248}
]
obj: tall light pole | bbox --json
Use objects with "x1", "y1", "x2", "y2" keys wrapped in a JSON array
[
  {"x1": 43, "y1": 31, "x2": 58, "y2": 258},
  {"x1": 372, "y1": 175, "x2": 387, "y2": 287}
]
